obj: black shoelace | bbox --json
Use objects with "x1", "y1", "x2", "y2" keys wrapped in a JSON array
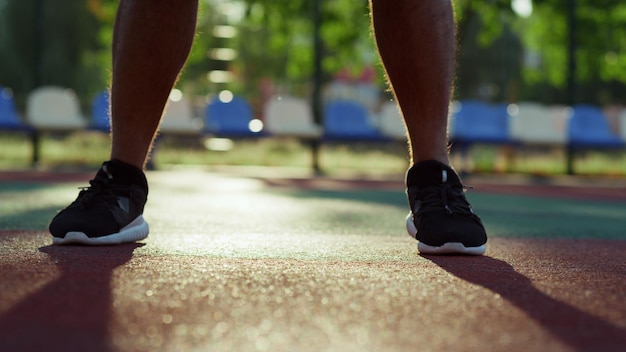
[
  {"x1": 411, "y1": 183, "x2": 474, "y2": 216},
  {"x1": 76, "y1": 165, "x2": 120, "y2": 207}
]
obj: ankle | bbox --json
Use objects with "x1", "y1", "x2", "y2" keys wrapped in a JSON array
[{"x1": 103, "y1": 159, "x2": 148, "y2": 189}]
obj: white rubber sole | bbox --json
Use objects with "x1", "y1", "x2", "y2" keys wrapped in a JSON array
[
  {"x1": 53, "y1": 215, "x2": 149, "y2": 246},
  {"x1": 406, "y1": 213, "x2": 486, "y2": 255}
]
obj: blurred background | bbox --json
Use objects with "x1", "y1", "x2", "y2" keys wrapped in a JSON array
[{"x1": 0, "y1": 0, "x2": 625, "y2": 176}]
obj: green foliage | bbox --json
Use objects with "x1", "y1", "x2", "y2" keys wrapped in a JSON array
[
  {"x1": 0, "y1": 0, "x2": 112, "y2": 110},
  {"x1": 455, "y1": 0, "x2": 517, "y2": 47},
  {"x1": 0, "y1": 0, "x2": 625, "y2": 109},
  {"x1": 180, "y1": 0, "x2": 377, "y2": 100},
  {"x1": 518, "y1": 0, "x2": 626, "y2": 102},
  {"x1": 454, "y1": 0, "x2": 524, "y2": 101},
  {"x1": 453, "y1": 0, "x2": 626, "y2": 104}
]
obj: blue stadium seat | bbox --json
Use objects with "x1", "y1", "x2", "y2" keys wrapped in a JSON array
[
  {"x1": 0, "y1": 87, "x2": 31, "y2": 131},
  {"x1": 568, "y1": 105, "x2": 624, "y2": 149},
  {"x1": 90, "y1": 90, "x2": 111, "y2": 132},
  {"x1": 204, "y1": 95, "x2": 264, "y2": 137},
  {"x1": 323, "y1": 100, "x2": 387, "y2": 141},
  {"x1": 450, "y1": 100, "x2": 511, "y2": 145}
]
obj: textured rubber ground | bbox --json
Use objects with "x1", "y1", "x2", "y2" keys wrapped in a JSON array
[{"x1": 1, "y1": 169, "x2": 625, "y2": 351}]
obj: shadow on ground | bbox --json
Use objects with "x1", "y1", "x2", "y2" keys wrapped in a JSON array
[
  {"x1": 425, "y1": 254, "x2": 626, "y2": 351},
  {"x1": 0, "y1": 244, "x2": 143, "y2": 352}
]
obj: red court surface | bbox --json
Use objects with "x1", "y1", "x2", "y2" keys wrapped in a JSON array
[{"x1": 1, "y1": 168, "x2": 625, "y2": 351}]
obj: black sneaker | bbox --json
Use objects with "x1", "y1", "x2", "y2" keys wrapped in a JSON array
[
  {"x1": 406, "y1": 160, "x2": 487, "y2": 255},
  {"x1": 49, "y1": 159, "x2": 149, "y2": 245}
]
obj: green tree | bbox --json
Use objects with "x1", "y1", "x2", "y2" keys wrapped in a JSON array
[
  {"x1": 3, "y1": 0, "x2": 624, "y2": 112},
  {"x1": 454, "y1": 0, "x2": 524, "y2": 102},
  {"x1": 514, "y1": 0, "x2": 626, "y2": 104},
  {"x1": 0, "y1": 0, "x2": 111, "y2": 110},
  {"x1": 521, "y1": 0, "x2": 626, "y2": 84},
  {"x1": 453, "y1": 0, "x2": 626, "y2": 105},
  {"x1": 180, "y1": 0, "x2": 378, "y2": 100}
]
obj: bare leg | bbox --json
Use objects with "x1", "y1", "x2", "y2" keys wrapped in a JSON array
[
  {"x1": 110, "y1": 0, "x2": 198, "y2": 169},
  {"x1": 371, "y1": 1, "x2": 487, "y2": 255},
  {"x1": 370, "y1": 0, "x2": 455, "y2": 166}
]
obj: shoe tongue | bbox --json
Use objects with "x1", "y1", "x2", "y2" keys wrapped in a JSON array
[
  {"x1": 406, "y1": 160, "x2": 461, "y2": 188},
  {"x1": 97, "y1": 159, "x2": 148, "y2": 189}
]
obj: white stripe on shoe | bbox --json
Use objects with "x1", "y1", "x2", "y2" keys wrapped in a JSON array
[
  {"x1": 406, "y1": 213, "x2": 486, "y2": 255},
  {"x1": 53, "y1": 215, "x2": 149, "y2": 245}
]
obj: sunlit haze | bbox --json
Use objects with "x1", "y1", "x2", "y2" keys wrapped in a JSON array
[{"x1": 512, "y1": 0, "x2": 533, "y2": 18}]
